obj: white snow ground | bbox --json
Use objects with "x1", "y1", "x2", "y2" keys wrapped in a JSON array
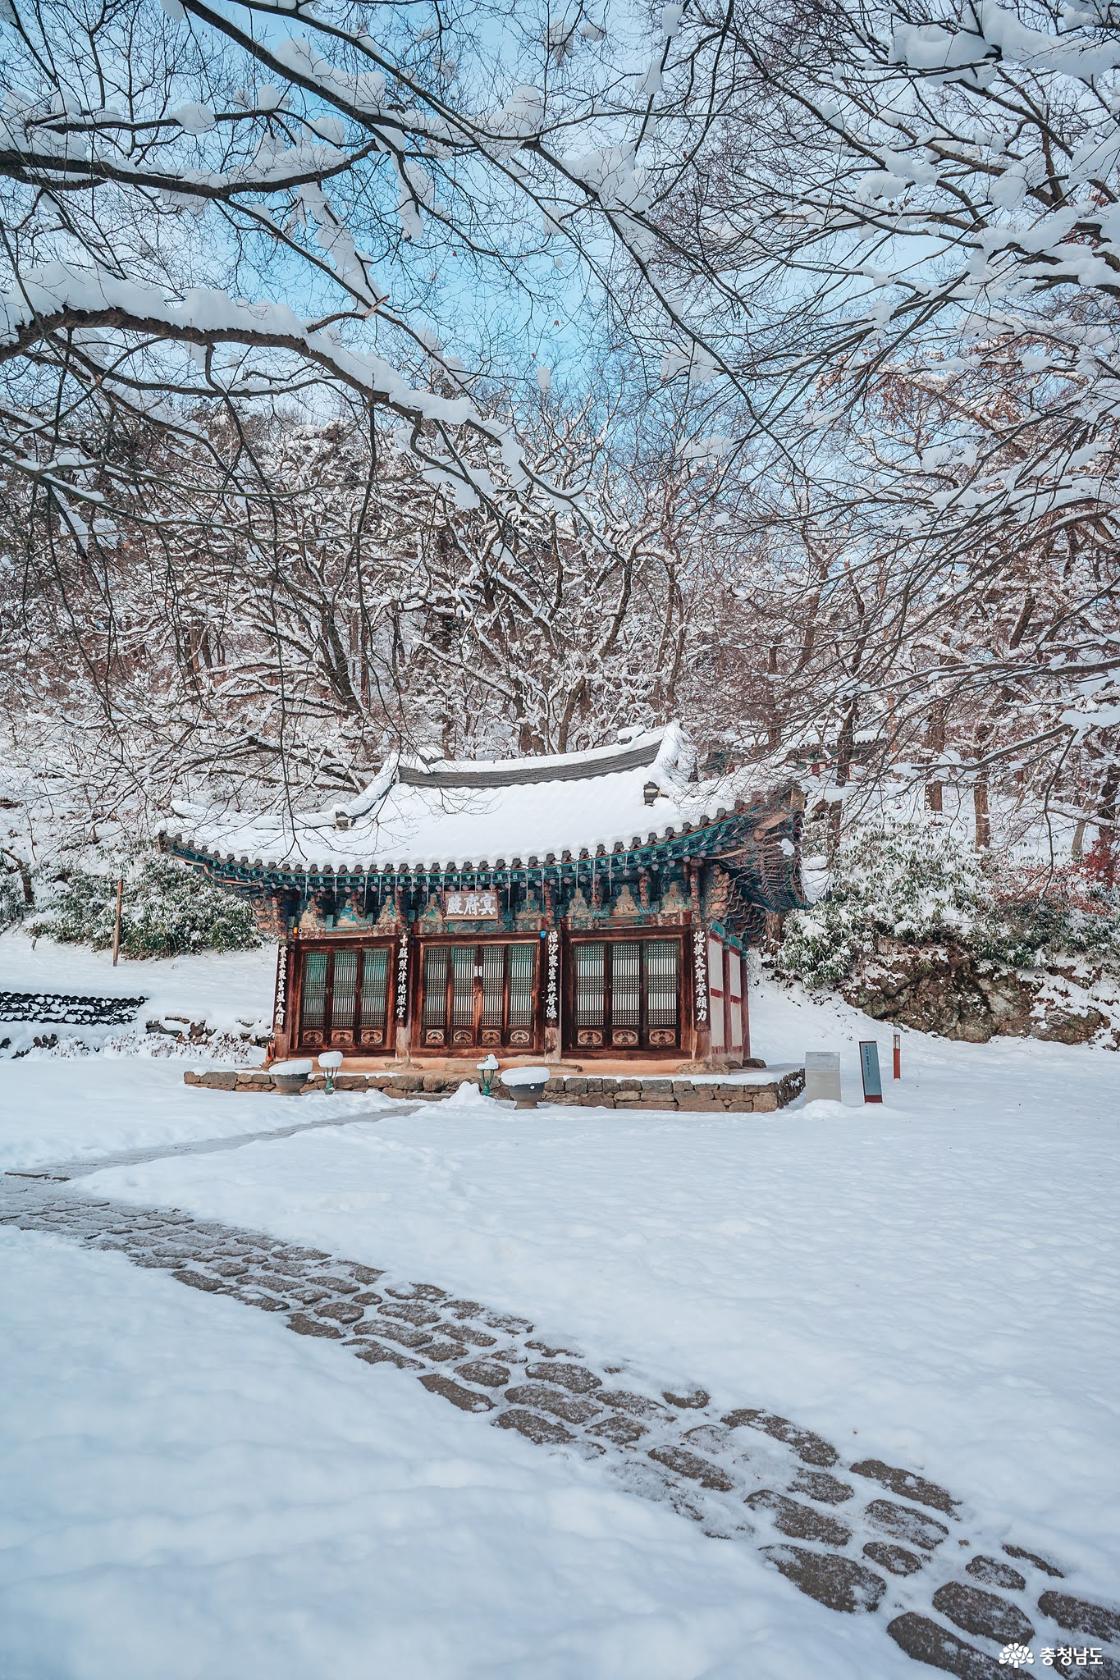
[
  {"x1": 0, "y1": 1230, "x2": 909, "y2": 1680},
  {"x1": 2, "y1": 953, "x2": 1117, "y2": 1675},
  {"x1": 0, "y1": 929, "x2": 276, "y2": 1033},
  {"x1": 80, "y1": 980, "x2": 1120, "y2": 1596},
  {"x1": 0, "y1": 1058, "x2": 389, "y2": 1172}
]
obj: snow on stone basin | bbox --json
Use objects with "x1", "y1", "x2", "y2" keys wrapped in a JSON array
[
  {"x1": 500, "y1": 1065, "x2": 550, "y2": 1087},
  {"x1": 0, "y1": 1059, "x2": 388, "y2": 1173},
  {"x1": 86, "y1": 1043, "x2": 1120, "y2": 1593},
  {"x1": 0, "y1": 1231, "x2": 905, "y2": 1680}
]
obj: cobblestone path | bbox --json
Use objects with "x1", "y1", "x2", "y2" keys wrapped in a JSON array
[{"x1": 3, "y1": 1147, "x2": 1117, "y2": 1680}]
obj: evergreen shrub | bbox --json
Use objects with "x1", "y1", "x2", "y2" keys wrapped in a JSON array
[
  {"x1": 29, "y1": 857, "x2": 260, "y2": 959},
  {"x1": 778, "y1": 824, "x2": 1120, "y2": 988}
]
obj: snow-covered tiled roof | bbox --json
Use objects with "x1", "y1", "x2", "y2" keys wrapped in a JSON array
[{"x1": 162, "y1": 723, "x2": 790, "y2": 874}]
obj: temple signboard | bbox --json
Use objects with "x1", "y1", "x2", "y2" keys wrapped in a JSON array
[{"x1": 445, "y1": 889, "x2": 499, "y2": 918}]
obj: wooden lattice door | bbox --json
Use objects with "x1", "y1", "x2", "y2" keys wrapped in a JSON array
[
  {"x1": 419, "y1": 941, "x2": 538, "y2": 1050},
  {"x1": 567, "y1": 936, "x2": 681, "y2": 1051},
  {"x1": 295, "y1": 943, "x2": 393, "y2": 1051}
]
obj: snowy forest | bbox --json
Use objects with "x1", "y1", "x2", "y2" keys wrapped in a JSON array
[
  {"x1": 4, "y1": 5, "x2": 1120, "y2": 1670},
  {"x1": 2, "y1": 0, "x2": 1119, "y2": 906}
]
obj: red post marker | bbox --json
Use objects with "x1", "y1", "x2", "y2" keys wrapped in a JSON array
[{"x1": 893, "y1": 1031, "x2": 901, "y2": 1081}]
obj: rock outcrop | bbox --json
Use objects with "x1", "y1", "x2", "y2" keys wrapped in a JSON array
[{"x1": 840, "y1": 937, "x2": 1115, "y2": 1045}]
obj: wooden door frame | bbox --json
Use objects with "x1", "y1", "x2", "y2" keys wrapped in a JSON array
[
  {"x1": 709, "y1": 932, "x2": 728, "y2": 1056},
  {"x1": 562, "y1": 927, "x2": 690, "y2": 1057},
  {"x1": 291, "y1": 937, "x2": 398, "y2": 1054},
  {"x1": 707, "y1": 937, "x2": 750, "y2": 1064},
  {"x1": 411, "y1": 931, "x2": 545, "y2": 1055},
  {"x1": 724, "y1": 943, "x2": 749, "y2": 1060}
]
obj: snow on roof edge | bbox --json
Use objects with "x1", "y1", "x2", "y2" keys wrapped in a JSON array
[
  {"x1": 159, "y1": 726, "x2": 801, "y2": 876},
  {"x1": 401, "y1": 724, "x2": 669, "y2": 780}
]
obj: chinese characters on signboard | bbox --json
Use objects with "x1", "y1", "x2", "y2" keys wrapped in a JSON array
[
  {"x1": 693, "y1": 929, "x2": 708, "y2": 1024},
  {"x1": 545, "y1": 928, "x2": 560, "y2": 1021},
  {"x1": 274, "y1": 945, "x2": 288, "y2": 1028},
  {"x1": 396, "y1": 935, "x2": 409, "y2": 1020},
  {"x1": 445, "y1": 890, "x2": 498, "y2": 918}
]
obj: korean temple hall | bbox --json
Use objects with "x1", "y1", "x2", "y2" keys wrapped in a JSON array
[{"x1": 161, "y1": 724, "x2": 808, "y2": 1079}]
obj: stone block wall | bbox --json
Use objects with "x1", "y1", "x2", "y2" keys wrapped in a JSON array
[
  {"x1": 183, "y1": 1067, "x2": 805, "y2": 1112},
  {"x1": 538, "y1": 1072, "x2": 805, "y2": 1111}
]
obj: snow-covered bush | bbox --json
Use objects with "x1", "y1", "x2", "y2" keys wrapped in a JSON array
[
  {"x1": 777, "y1": 825, "x2": 1120, "y2": 988},
  {"x1": 982, "y1": 867, "x2": 1120, "y2": 971},
  {"x1": 29, "y1": 858, "x2": 260, "y2": 960},
  {"x1": 778, "y1": 825, "x2": 991, "y2": 987}
]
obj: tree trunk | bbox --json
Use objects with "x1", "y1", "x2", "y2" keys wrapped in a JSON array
[
  {"x1": 926, "y1": 703, "x2": 946, "y2": 814},
  {"x1": 1097, "y1": 764, "x2": 1119, "y2": 883},
  {"x1": 973, "y1": 777, "x2": 991, "y2": 850},
  {"x1": 0, "y1": 848, "x2": 33, "y2": 908},
  {"x1": 766, "y1": 646, "x2": 781, "y2": 750},
  {"x1": 829, "y1": 700, "x2": 857, "y2": 855}
]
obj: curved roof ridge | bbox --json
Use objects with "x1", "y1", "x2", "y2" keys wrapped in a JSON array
[{"x1": 397, "y1": 724, "x2": 670, "y2": 789}]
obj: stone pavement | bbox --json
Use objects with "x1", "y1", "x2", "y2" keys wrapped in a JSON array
[{"x1": 3, "y1": 1127, "x2": 1117, "y2": 1680}]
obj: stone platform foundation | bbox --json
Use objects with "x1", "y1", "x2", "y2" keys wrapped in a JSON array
[{"x1": 184, "y1": 1067, "x2": 806, "y2": 1113}]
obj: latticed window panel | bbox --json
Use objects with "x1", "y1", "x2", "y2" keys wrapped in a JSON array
[
  {"x1": 418, "y1": 941, "x2": 539, "y2": 1046},
  {"x1": 574, "y1": 942, "x2": 606, "y2": 1028},
  {"x1": 296, "y1": 944, "x2": 396, "y2": 1047},
  {"x1": 301, "y1": 951, "x2": 328, "y2": 1031},
  {"x1": 612, "y1": 942, "x2": 641, "y2": 1028},
  {"x1": 646, "y1": 941, "x2": 679, "y2": 1029},
  {"x1": 422, "y1": 946, "x2": 449, "y2": 1029},
  {"x1": 450, "y1": 946, "x2": 475, "y2": 1028},
  {"x1": 360, "y1": 948, "x2": 389, "y2": 1029},
  {"x1": 331, "y1": 949, "x2": 359, "y2": 1031},
  {"x1": 570, "y1": 938, "x2": 681, "y2": 1049},
  {"x1": 480, "y1": 944, "x2": 504, "y2": 1028},
  {"x1": 509, "y1": 945, "x2": 535, "y2": 1028}
]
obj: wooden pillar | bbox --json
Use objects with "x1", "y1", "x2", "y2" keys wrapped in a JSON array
[
  {"x1": 544, "y1": 925, "x2": 561, "y2": 1062},
  {"x1": 690, "y1": 925, "x2": 712, "y2": 1068},
  {"x1": 270, "y1": 940, "x2": 294, "y2": 1063},
  {"x1": 394, "y1": 927, "x2": 413, "y2": 1066},
  {"x1": 687, "y1": 863, "x2": 711, "y2": 1067}
]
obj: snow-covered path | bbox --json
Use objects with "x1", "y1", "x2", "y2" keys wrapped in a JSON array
[
  {"x1": 0, "y1": 1059, "x2": 393, "y2": 1173},
  {"x1": 6, "y1": 1170, "x2": 1119, "y2": 1680},
  {"x1": 4, "y1": 1228, "x2": 872, "y2": 1680},
  {"x1": 78, "y1": 1057, "x2": 1120, "y2": 1585},
  {"x1": 3, "y1": 967, "x2": 1118, "y2": 1678}
]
